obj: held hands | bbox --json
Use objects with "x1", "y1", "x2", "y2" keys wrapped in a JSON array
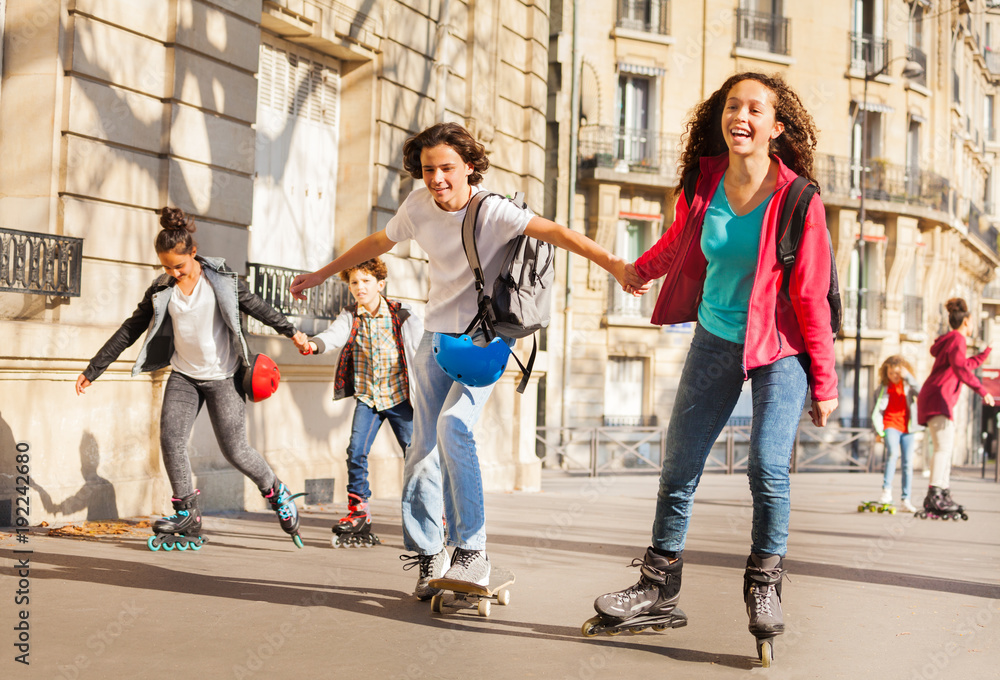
[
  {"x1": 75, "y1": 374, "x2": 91, "y2": 396},
  {"x1": 291, "y1": 331, "x2": 311, "y2": 354},
  {"x1": 299, "y1": 341, "x2": 318, "y2": 356},
  {"x1": 808, "y1": 398, "x2": 838, "y2": 427},
  {"x1": 614, "y1": 261, "x2": 653, "y2": 297}
]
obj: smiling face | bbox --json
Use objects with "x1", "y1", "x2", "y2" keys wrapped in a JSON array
[
  {"x1": 721, "y1": 79, "x2": 784, "y2": 159},
  {"x1": 420, "y1": 143, "x2": 475, "y2": 212},
  {"x1": 158, "y1": 247, "x2": 199, "y2": 284},
  {"x1": 886, "y1": 365, "x2": 903, "y2": 385}
]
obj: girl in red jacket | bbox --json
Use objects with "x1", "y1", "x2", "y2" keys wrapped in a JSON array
[
  {"x1": 916, "y1": 298, "x2": 994, "y2": 518},
  {"x1": 585, "y1": 73, "x2": 838, "y2": 663}
]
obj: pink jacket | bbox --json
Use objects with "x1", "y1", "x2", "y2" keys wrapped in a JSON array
[
  {"x1": 916, "y1": 330, "x2": 991, "y2": 424},
  {"x1": 634, "y1": 154, "x2": 837, "y2": 401}
]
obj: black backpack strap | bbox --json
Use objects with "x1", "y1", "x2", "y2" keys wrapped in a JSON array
[
  {"x1": 681, "y1": 170, "x2": 699, "y2": 207},
  {"x1": 775, "y1": 176, "x2": 818, "y2": 268}
]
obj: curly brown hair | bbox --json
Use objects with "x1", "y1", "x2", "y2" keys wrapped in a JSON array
[
  {"x1": 877, "y1": 355, "x2": 915, "y2": 387},
  {"x1": 675, "y1": 72, "x2": 819, "y2": 196},
  {"x1": 402, "y1": 122, "x2": 489, "y2": 185},
  {"x1": 155, "y1": 207, "x2": 197, "y2": 254},
  {"x1": 339, "y1": 257, "x2": 388, "y2": 283}
]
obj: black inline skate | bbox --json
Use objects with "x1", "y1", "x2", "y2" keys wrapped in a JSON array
[
  {"x1": 581, "y1": 548, "x2": 688, "y2": 637},
  {"x1": 917, "y1": 485, "x2": 968, "y2": 521},
  {"x1": 263, "y1": 479, "x2": 307, "y2": 547},
  {"x1": 331, "y1": 493, "x2": 381, "y2": 548},
  {"x1": 744, "y1": 553, "x2": 785, "y2": 667},
  {"x1": 148, "y1": 490, "x2": 206, "y2": 551}
]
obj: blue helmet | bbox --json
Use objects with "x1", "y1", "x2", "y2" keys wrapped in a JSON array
[{"x1": 432, "y1": 333, "x2": 511, "y2": 387}]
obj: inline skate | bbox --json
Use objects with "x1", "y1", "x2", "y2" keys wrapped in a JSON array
[
  {"x1": 916, "y1": 485, "x2": 968, "y2": 521},
  {"x1": 581, "y1": 548, "x2": 688, "y2": 637},
  {"x1": 331, "y1": 493, "x2": 381, "y2": 548},
  {"x1": 148, "y1": 490, "x2": 206, "y2": 551},
  {"x1": 263, "y1": 479, "x2": 307, "y2": 547},
  {"x1": 744, "y1": 553, "x2": 785, "y2": 667}
]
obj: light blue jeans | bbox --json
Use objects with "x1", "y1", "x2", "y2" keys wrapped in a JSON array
[
  {"x1": 401, "y1": 331, "x2": 499, "y2": 554},
  {"x1": 881, "y1": 427, "x2": 915, "y2": 501},
  {"x1": 652, "y1": 325, "x2": 809, "y2": 556}
]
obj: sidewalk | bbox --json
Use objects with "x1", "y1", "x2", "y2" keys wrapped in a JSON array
[{"x1": 2, "y1": 471, "x2": 999, "y2": 679}]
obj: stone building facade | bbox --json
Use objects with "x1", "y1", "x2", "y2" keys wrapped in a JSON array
[{"x1": 0, "y1": 0, "x2": 549, "y2": 524}]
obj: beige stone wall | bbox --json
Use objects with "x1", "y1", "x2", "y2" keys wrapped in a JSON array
[{"x1": 0, "y1": 0, "x2": 550, "y2": 526}]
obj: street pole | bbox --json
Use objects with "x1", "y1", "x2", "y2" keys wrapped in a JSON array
[{"x1": 853, "y1": 72, "x2": 869, "y2": 435}]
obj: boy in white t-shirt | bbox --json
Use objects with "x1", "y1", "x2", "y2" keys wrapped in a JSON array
[{"x1": 291, "y1": 123, "x2": 647, "y2": 597}]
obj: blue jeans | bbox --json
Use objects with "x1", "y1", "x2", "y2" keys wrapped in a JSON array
[
  {"x1": 881, "y1": 427, "x2": 915, "y2": 500},
  {"x1": 346, "y1": 399, "x2": 413, "y2": 500},
  {"x1": 652, "y1": 325, "x2": 809, "y2": 556},
  {"x1": 401, "y1": 331, "x2": 500, "y2": 553}
]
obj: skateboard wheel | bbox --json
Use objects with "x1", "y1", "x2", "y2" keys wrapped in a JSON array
[
  {"x1": 430, "y1": 594, "x2": 443, "y2": 614},
  {"x1": 497, "y1": 588, "x2": 511, "y2": 606},
  {"x1": 581, "y1": 616, "x2": 601, "y2": 637},
  {"x1": 857, "y1": 505, "x2": 865, "y2": 512},
  {"x1": 477, "y1": 599, "x2": 491, "y2": 617}
]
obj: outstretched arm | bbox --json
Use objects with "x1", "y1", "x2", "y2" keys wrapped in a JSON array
[
  {"x1": 524, "y1": 217, "x2": 650, "y2": 294},
  {"x1": 290, "y1": 231, "x2": 396, "y2": 300}
]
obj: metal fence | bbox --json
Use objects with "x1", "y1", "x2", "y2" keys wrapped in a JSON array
[
  {"x1": 578, "y1": 125, "x2": 681, "y2": 181},
  {"x1": 849, "y1": 32, "x2": 889, "y2": 76},
  {"x1": 536, "y1": 422, "x2": 878, "y2": 477},
  {"x1": 245, "y1": 262, "x2": 351, "y2": 335},
  {"x1": 815, "y1": 154, "x2": 951, "y2": 214},
  {"x1": 0, "y1": 227, "x2": 83, "y2": 297},
  {"x1": 735, "y1": 9, "x2": 790, "y2": 55}
]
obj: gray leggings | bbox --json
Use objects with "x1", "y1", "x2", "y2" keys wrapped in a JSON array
[{"x1": 160, "y1": 371, "x2": 277, "y2": 498}]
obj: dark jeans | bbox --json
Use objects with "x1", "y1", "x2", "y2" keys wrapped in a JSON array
[
  {"x1": 160, "y1": 371, "x2": 276, "y2": 498},
  {"x1": 346, "y1": 399, "x2": 413, "y2": 500},
  {"x1": 652, "y1": 325, "x2": 809, "y2": 556}
]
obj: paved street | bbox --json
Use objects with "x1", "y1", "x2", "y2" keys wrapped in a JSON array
[{"x1": 2, "y1": 471, "x2": 999, "y2": 679}]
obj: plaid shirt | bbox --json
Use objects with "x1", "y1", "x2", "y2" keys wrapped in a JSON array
[{"x1": 353, "y1": 297, "x2": 408, "y2": 411}]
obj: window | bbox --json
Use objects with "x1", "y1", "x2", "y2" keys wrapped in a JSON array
[
  {"x1": 608, "y1": 219, "x2": 655, "y2": 316},
  {"x1": 604, "y1": 357, "x2": 647, "y2": 426},
  {"x1": 736, "y1": 0, "x2": 789, "y2": 55},
  {"x1": 906, "y1": 117, "x2": 920, "y2": 195},
  {"x1": 845, "y1": 241, "x2": 885, "y2": 330},
  {"x1": 615, "y1": 75, "x2": 654, "y2": 165},
  {"x1": 617, "y1": 0, "x2": 669, "y2": 35},
  {"x1": 851, "y1": 0, "x2": 887, "y2": 74},
  {"x1": 987, "y1": 95, "x2": 996, "y2": 142},
  {"x1": 851, "y1": 104, "x2": 883, "y2": 196},
  {"x1": 907, "y1": 5, "x2": 927, "y2": 86}
]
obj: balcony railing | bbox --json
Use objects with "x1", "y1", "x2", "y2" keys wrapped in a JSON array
[
  {"x1": 816, "y1": 155, "x2": 951, "y2": 214},
  {"x1": 902, "y1": 294, "x2": 924, "y2": 333},
  {"x1": 607, "y1": 273, "x2": 659, "y2": 319},
  {"x1": 246, "y1": 262, "x2": 351, "y2": 335},
  {"x1": 0, "y1": 227, "x2": 83, "y2": 297},
  {"x1": 967, "y1": 203, "x2": 999, "y2": 255},
  {"x1": 578, "y1": 125, "x2": 681, "y2": 180},
  {"x1": 843, "y1": 289, "x2": 887, "y2": 331},
  {"x1": 616, "y1": 0, "x2": 669, "y2": 35},
  {"x1": 850, "y1": 32, "x2": 889, "y2": 76},
  {"x1": 906, "y1": 45, "x2": 927, "y2": 86},
  {"x1": 603, "y1": 414, "x2": 658, "y2": 427},
  {"x1": 736, "y1": 9, "x2": 790, "y2": 55}
]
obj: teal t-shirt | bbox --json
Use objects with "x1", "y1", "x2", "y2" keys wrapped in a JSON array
[{"x1": 697, "y1": 177, "x2": 773, "y2": 343}]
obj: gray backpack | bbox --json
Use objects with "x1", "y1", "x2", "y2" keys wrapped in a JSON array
[{"x1": 461, "y1": 190, "x2": 555, "y2": 393}]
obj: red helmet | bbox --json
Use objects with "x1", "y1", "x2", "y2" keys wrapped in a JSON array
[{"x1": 243, "y1": 354, "x2": 280, "y2": 402}]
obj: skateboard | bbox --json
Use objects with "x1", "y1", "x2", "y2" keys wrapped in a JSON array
[
  {"x1": 428, "y1": 566, "x2": 515, "y2": 618},
  {"x1": 858, "y1": 501, "x2": 896, "y2": 514}
]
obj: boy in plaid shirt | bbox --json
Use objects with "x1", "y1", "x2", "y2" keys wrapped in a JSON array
[{"x1": 304, "y1": 257, "x2": 423, "y2": 546}]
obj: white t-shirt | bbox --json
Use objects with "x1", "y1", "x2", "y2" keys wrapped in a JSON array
[
  {"x1": 167, "y1": 275, "x2": 240, "y2": 380},
  {"x1": 385, "y1": 185, "x2": 532, "y2": 332}
]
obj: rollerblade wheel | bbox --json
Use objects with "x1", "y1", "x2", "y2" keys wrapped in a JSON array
[
  {"x1": 147, "y1": 536, "x2": 161, "y2": 551},
  {"x1": 652, "y1": 624, "x2": 668, "y2": 632},
  {"x1": 605, "y1": 628, "x2": 621, "y2": 636},
  {"x1": 961, "y1": 513, "x2": 969, "y2": 521},
  {"x1": 581, "y1": 616, "x2": 602, "y2": 637},
  {"x1": 757, "y1": 639, "x2": 774, "y2": 667},
  {"x1": 430, "y1": 594, "x2": 443, "y2": 614},
  {"x1": 628, "y1": 626, "x2": 644, "y2": 634},
  {"x1": 292, "y1": 534, "x2": 304, "y2": 549},
  {"x1": 331, "y1": 535, "x2": 341, "y2": 548}
]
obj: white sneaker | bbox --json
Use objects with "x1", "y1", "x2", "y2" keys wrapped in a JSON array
[
  {"x1": 878, "y1": 488, "x2": 892, "y2": 505},
  {"x1": 899, "y1": 498, "x2": 917, "y2": 513}
]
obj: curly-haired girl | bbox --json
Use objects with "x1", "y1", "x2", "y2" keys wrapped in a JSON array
[
  {"x1": 870, "y1": 355, "x2": 923, "y2": 512},
  {"x1": 587, "y1": 73, "x2": 838, "y2": 661},
  {"x1": 917, "y1": 297, "x2": 994, "y2": 517}
]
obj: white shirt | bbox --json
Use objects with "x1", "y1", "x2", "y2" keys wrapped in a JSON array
[
  {"x1": 385, "y1": 185, "x2": 531, "y2": 332},
  {"x1": 167, "y1": 275, "x2": 240, "y2": 380}
]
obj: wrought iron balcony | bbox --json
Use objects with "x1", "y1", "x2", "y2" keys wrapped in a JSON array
[
  {"x1": 578, "y1": 125, "x2": 681, "y2": 180},
  {"x1": 843, "y1": 289, "x2": 886, "y2": 332},
  {"x1": 735, "y1": 9, "x2": 790, "y2": 55},
  {"x1": 967, "y1": 203, "x2": 999, "y2": 255},
  {"x1": 815, "y1": 155, "x2": 951, "y2": 214},
  {"x1": 246, "y1": 262, "x2": 351, "y2": 335},
  {"x1": 603, "y1": 414, "x2": 658, "y2": 427},
  {"x1": 849, "y1": 32, "x2": 889, "y2": 76},
  {"x1": 902, "y1": 294, "x2": 924, "y2": 333},
  {"x1": 0, "y1": 227, "x2": 83, "y2": 297},
  {"x1": 906, "y1": 45, "x2": 927, "y2": 86},
  {"x1": 616, "y1": 0, "x2": 669, "y2": 35}
]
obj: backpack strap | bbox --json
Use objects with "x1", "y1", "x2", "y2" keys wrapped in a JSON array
[
  {"x1": 460, "y1": 190, "x2": 501, "y2": 340},
  {"x1": 681, "y1": 170, "x2": 699, "y2": 207},
  {"x1": 776, "y1": 176, "x2": 819, "y2": 297}
]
